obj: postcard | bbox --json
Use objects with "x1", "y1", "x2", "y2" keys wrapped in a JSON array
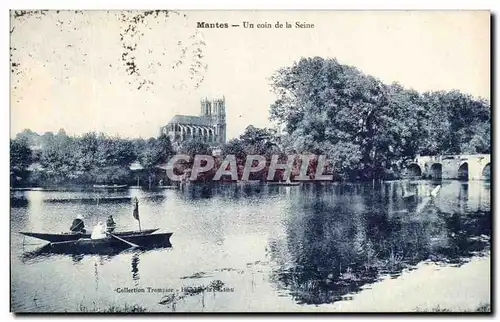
[{"x1": 10, "y1": 10, "x2": 491, "y2": 313}]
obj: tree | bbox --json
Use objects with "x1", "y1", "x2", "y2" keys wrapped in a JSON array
[
  {"x1": 75, "y1": 132, "x2": 99, "y2": 172},
  {"x1": 10, "y1": 138, "x2": 32, "y2": 186},
  {"x1": 460, "y1": 121, "x2": 491, "y2": 154},
  {"x1": 270, "y1": 57, "x2": 390, "y2": 179},
  {"x1": 109, "y1": 138, "x2": 136, "y2": 167},
  {"x1": 239, "y1": 125, "x2": 280, "y2": 156},
  {"x1": 137, "y1": 135, "x2": 175, "y2": 188},
  {"x1": 178, "y1": 139, "x2": 211, "y2": 158},
  {"x1": 15, "y1": 129, "x2": 39, "y2": 147},
  {"x1": 221, "y1": 139, "x2": 246, "y2": 160},
  {"x1": 157, "y1": 133, "x2": 175, "y2": 164},
  {"x1": 39, "y1": 129, "x2": 79, "y2": 183}
]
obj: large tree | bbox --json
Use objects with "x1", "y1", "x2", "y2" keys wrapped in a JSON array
[
  {"x1": 39, "y1": 129, "x2": 79, "y2": 182},
  {"x1": 178, "y1": 138, "x2": 211, "y2": 158},
  {"x1": 270, "y1": 57, "x2": 390, "y2": 179},
  {"x1": 269, "y1": 57, "x2": 490, "y2": 180},
  {"x1": 137, "y1": 134, "x2": 174, "y2": 187}
]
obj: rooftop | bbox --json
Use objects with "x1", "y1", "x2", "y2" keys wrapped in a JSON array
[{"x1": 167, "y1": 115, "x2": 211, "y2": 126}]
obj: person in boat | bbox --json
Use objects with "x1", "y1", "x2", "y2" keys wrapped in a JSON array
[
  {"x1": 70, "y1": 214, "x2": 86, "y2": 234},
  {"x1": 106, "y1": 215, "x2": 116, "y2": 232},
  {"x1": 91, "y1": 222, "x2": 107, "y2": 239}
]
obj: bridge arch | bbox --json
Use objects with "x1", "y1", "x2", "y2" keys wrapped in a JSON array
[
  {"x1": 430, "y1": 163, "x2": 442, "y2": 180},
  {"x1": 413, "y1": 154, "x2": 490, "y2": 181},
  {"x1": 458, "y1": 162, "x2": 469, "y2": 181},
  {"x1": 406, "y1": 163, "x2": 422, "y2": 178},
  {"x1": 482, "y1": 163, "x2": 491, "y2": 180}
]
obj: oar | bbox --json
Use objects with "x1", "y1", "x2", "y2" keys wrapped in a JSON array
[{"x1": 107, "y1": 233, "x2": 140, "y2": 248}]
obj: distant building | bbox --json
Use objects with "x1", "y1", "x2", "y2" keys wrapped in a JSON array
[{"x1": 161, "y1": 97, "x2": 227, "y2": 149}]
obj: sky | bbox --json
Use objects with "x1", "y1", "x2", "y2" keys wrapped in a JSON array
[{"x1": 10, "y1": 10, "x2": 490, "y2": 140}]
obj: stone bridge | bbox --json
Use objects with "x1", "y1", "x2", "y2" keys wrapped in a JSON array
[{"x1": 405, "y1": 154, "x2": 491, "y2": 180}]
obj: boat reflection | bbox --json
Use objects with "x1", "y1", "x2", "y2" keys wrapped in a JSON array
[
  {"x1": 20, "y1": 239, "x2": 172, "y2": 263},
  {"x1": 131, "y1": 253, "x2": 140, "y2": 281},
  {"x1": 72, "y1": 253, "x2": 85, "y2": 263}
]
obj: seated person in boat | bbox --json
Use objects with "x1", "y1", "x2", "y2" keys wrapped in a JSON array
[
  {"x1": 106, "y1": 215, "x2": 116, "y2": 232},
  {"x1": 70, "y1": 214, "x2": 86, "y2": 234},
  {"x1": 91, "y1": 222, "x2": 107, "y2": 239}
]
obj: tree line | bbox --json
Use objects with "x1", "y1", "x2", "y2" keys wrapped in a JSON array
[
  {"x1": 10, "y1": 126, "x2": 322, "y2": 187},
  {"x1": 10, "y1": 57, "x2": 490, "y2": 186},
  {"x1": 269, "y1": 57, "x2": 490, "y2": 180},
  {"x1": 10, "y1": 129, "x2": 175, "y2": 187}
]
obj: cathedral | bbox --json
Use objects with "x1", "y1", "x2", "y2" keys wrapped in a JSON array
[{"x1": 161, "y1": 97, "x2": 227, "y2": 148}]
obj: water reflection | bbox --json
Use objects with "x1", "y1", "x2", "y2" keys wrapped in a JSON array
[
  {"x1": 11, "y1": 181, "x2": 490, "y2": 312},
  {"x1": 72, "y1": 254, "x2": 84, "y2": 263},
  {"x1": 267, "y1": 181, "x2": 491, "y2": 305},
  {"x1": 21, "y1": 245, "x2": 119, "y2": 265},
  {"x1": 132, "y1": 253, "x2": 140, "y2": 281}
]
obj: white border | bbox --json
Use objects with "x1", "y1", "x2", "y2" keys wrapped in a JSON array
[
  {"x1": 3, "y1": 0, "x2": 499, "y2": 10},
  {"x1": 2, "y1": 1, "x2": 498, "y2": 322}
]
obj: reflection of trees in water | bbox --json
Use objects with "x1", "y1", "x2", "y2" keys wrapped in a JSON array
[
  {"x1": 268, "y1": 189, "x2": 491, "y2": 305},
  {"x1": 441, "y1": 210, "x2": 491, "y2": 259},
  {"x1": 10, "y1": 197, "x2": 29, "y2": 207},
  {"x1": 181, "y1": 183, "x2": 270, "y2": 200}
]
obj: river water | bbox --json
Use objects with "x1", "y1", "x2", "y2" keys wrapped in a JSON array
[{"x1": 10, "y1": 180, "x2": 491, "y2": 312}]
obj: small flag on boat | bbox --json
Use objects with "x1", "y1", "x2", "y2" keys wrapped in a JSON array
[{"x1": 133, "y1": 197, "x2": 139, "y2": 221}]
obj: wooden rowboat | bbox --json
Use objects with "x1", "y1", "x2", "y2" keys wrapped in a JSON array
[
  {"x1": 268, "y1": 181, "x2": 301, "y2": 186},
  {"x1": 43, "y1": 232, "x2": 173, "y2": 254},
  {"x1": 20, "y1": 197, "x2": 172, "y2": 255},
  {"x1": 93, "y1": 184, "x2": 128, "y2": 189},
  {"x1": 22, "y1": 231, "x2": 173, "y2": 256},
  {"x1": 20, "y1": 228, "x2": 159, "y2": 243}
]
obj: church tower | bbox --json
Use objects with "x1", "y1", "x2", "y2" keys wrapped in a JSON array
[
  {"x1": 212, "y1": 97, "x2": 226, "y2": 144},
  {"x1": 199, "y1": 96, "x2": 226, "y2": 144},
  {"x1": 200, "y1": 97, "x2": 212, "y2": 116}
]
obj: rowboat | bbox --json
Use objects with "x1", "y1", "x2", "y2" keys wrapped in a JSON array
[
  {"x1": 93, "y1": 184, "x2": 128, "y2": 189},
  {"x1": 268, "y1": 181, "x2": 301, "y2": 186},
  {"x1": 42, "y1": 232, "x2": 173, "y2": 254},
  {"x1": 11, "y1": 187, "x2": 43, "y2": 191},
  {"x1": 45, "y1": 196, "x2": 133, "y2": 204},
  {"x1": 20, "y1": 228, "x2": 159, "y2": 243},
  {"x1": 21, "y1": 197, "x2": 172, "y2": 255},
  {"x1": 22, "y1": 231, "x2": 173, "y2": 256}
]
